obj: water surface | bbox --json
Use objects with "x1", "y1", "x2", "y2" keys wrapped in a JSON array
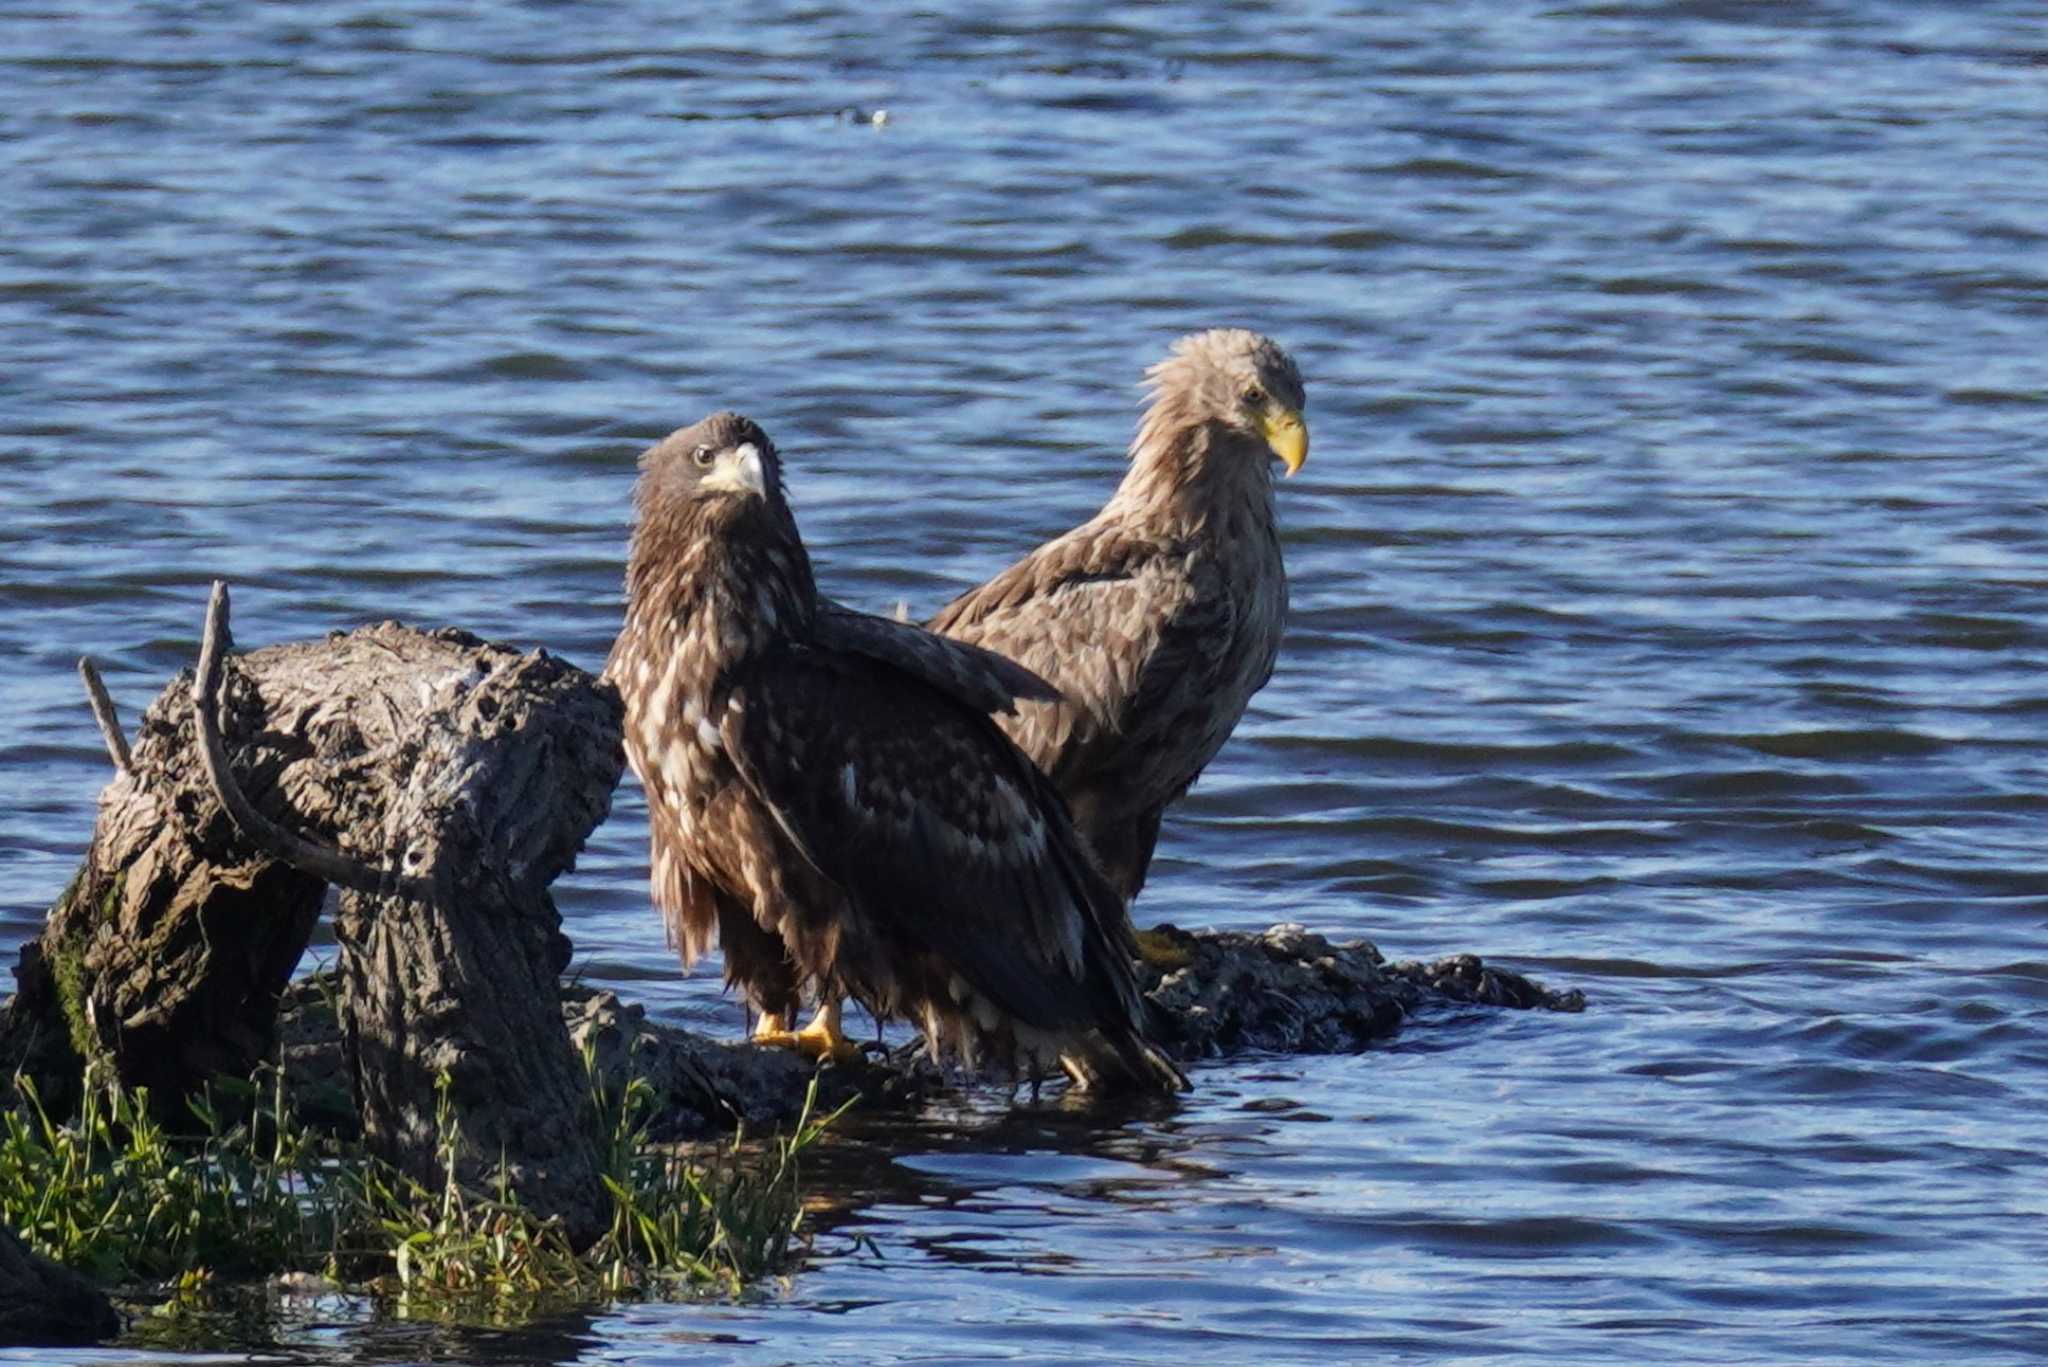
[{"x1": 3, "y1": 2, "x2": 2046, "y2": 1362}]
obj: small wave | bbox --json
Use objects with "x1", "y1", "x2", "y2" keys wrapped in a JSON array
[
  {"x1": 1373, "y1": 156, "x2": 1524, "y2": 181},
  {"x1": 1749, "y1": 1060, "x2": 2012, "y2": 1104},
  {"x1": 1908, "y1": 612, "x2": 2039, "y2": 650},
  {"x1": 1469, "y1": 875, "x2": 1622, "y2": 902},
  {"x1": 1160, "y1": 226, "x2": 1294, "y2": 250},
  {"x1": 1260, "y1": 733, "x2": 1641, "y2": 768},
  {"x1": 1356, "y1": 1213, "x2": 1661, "y2": 1253},
  {"x1": 1546, "y1": 957, "x2": 1790, "y2": 981},
  {"x1": 1710, "y1": 729, "x2": 1949, "y2": 761},
  {"x1": 478, "y1": 351, "x2": 592, "y2": 381},
  {"x1": 1319, "y1": 228, "x2": 1409, "y2": 251},
  {"x1": 1328, "y1": 814, "x2": 1677, "y2": 852},
  {"x1": 1592, "y1": 274, "x2": 1740, "y2": 297}
]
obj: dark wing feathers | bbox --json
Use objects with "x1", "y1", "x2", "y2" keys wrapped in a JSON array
[
  {"x1": 718, "y1": 644, "x2": 1140, "y2": 1034},
  {"x1": 815, "y1": 598, "x2": 1058, "y2": 716}
]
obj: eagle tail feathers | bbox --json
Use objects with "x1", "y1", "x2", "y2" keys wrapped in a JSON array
[{"x1": 1058, "y1": 1028, "x2": 1189, "y2": 1095}]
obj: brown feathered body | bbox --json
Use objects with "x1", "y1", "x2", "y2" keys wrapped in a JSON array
[
  {"x1": 606, "y1": 412, "x2": 1183, "y2": 1091},
  {"x1": 930, "y1": 329, "x2": 1307, "y2": 903}
]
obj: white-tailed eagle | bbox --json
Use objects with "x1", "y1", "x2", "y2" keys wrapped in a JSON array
[
  {"x1": 607, "y1": 411, "x2": 1184, "y2": 1092},
  {"x1": 930, "y1": 328, "x2": 1308, "y2": 904}
]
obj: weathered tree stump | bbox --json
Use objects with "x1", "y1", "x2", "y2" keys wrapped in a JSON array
[
  {"x1": 3, "y1": 587, "x2": 624, "y2": 1243},
  {"x1": 0, "y1": 1221, "x2": 120, "y2": 1346},
  {"x1": 1, "y1": 650, "x2": 327, "y2": 1119}
]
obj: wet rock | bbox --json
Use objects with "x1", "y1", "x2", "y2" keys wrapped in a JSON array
[
  {"x1": 278, "y1": 924, "x2": 1583, "y2": 1138},
  {"x1": 1393, "y1": 951, "x2": 1587, "y2": 1013},
  {"x1": 1143, "y1": 922, "x2": 1414, "y2": 1056},
  {"x1": 1143, "y1": 922, "x2": 1582, "y2": 1058}
]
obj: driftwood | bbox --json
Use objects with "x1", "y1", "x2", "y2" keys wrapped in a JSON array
[
  {"x1": 3, "y1": 587, "x2": 623, "y2": 1245},
  {"x1": 4, "y1": 589, "x2": 1584, "y2": 1325},
  {"x1": 4, "y1": 607, "x2": 329, "y2": 1120}
]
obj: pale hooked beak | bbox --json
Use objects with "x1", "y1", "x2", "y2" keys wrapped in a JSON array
[
  {"x1": 703, "y1": 442, "x2": 768, "y2": 498},
  {"x1": 1261, "y1": 407, "x2": 1309, "y2": 476}
]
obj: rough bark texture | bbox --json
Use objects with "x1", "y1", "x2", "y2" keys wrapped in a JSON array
[
  {"x1": 277, "y1": 924, "x2": 1584, "y2": 1143},
  {"x1": 317, "y1": 625, "x2": 624, "y2": 1246},
  {"x1": 3, "y1": 620, "x2": 624, "y2": 1244},
  {"x1": 1, "y1": 678, "x2": 326, "y2": 1118},
  {"x1": 0, "y1": 1222, "x2": 119, "y2": 1347}
]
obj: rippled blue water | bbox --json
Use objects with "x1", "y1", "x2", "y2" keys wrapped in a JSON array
[{"x1": 4, "y1": 1, "x2": 2046, "y2": 1362}]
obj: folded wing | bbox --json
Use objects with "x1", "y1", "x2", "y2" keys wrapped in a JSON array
[{"x1": 718, "y1": 643, "x2": 1167, "y2": 1078}]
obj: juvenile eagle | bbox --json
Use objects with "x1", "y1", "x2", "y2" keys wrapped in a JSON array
[
  {"x1": 606, "y1": 411, "x2": 1185, "y2": 1092},
  {"x1": 930, "y1": 328, "x2": 1308, "y2": 904}
]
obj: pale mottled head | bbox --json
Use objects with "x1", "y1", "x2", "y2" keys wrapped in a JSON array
[{"x1": 1143, "y1": 328, "x2": 1309, "y2": 475}]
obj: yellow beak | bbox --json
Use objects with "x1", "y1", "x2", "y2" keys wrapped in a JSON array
[{"x1": 1262, "y1": 407, "x2": 1309, "y2": 476}]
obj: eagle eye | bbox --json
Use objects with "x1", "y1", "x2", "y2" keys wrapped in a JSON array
[
  {"x1": 1242, "y1": 384, "x2": 1265, "y2": 406},
  {"x1": 691, "y1": 445, "x2": 715, "y2": 468}
]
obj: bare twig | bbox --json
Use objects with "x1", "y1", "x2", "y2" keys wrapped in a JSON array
[
  {"x1": 77, "y1": 657, "x2": 132, "y2": 773},
  {"x1": 191, "y1": 580, "x2": 432, "y2": 900}
]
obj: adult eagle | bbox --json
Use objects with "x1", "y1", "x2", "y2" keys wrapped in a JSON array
[
  {"x1": 929, "y1": 328, "x2": 1308, "y2": 905},
  {"x1": 606, "y1": 411, "x2": 1185, "y2": 1092}
]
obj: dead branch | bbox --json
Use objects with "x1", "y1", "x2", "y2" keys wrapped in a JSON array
[
  {"x1": 75, "y1": 658, "x2": 130, "y2": 774},
  {"x1": 190, "y1": 581, "x2": 430, "y2": 901}
]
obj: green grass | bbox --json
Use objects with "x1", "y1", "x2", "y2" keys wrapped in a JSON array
[
  {"x1": 0, "y1": 1062, "x2": 332, "y2": 1285},
  {"x1": 0, "y1": 1052, "x2": 840, "y2": 1325}
]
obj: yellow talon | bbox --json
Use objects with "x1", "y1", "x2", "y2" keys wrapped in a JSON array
[{"x1": 752, "y1": 999, "x2": 863, "y2": 1066}]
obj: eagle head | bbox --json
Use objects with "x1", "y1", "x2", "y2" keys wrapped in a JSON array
[
  {"x1": 624, "y1": 410, "x2": 816, "y2": 653},
  {"x1": 1145, "y1": 329, "x2": 1309, "y2": 476},
  {"x1": 636, "y1": 410, "x2": 790, "y2": 514}
]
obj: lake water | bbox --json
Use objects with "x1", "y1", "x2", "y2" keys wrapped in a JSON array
[{"x1": 3, "y1": 1, "x2": 2046, "y2": 1362}]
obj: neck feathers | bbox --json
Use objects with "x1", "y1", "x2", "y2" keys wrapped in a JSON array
[
  {"x1": 1108, "y1": 392, "x2": 1273, "y2": 537},
  {"x1": 623, "y1": 499, "x2": 817, "y2": 678}
]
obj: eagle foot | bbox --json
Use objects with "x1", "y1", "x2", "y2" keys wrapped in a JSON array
[{"x1": 753, "y1": 1000, "x2": 864, "y2": 1067}]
